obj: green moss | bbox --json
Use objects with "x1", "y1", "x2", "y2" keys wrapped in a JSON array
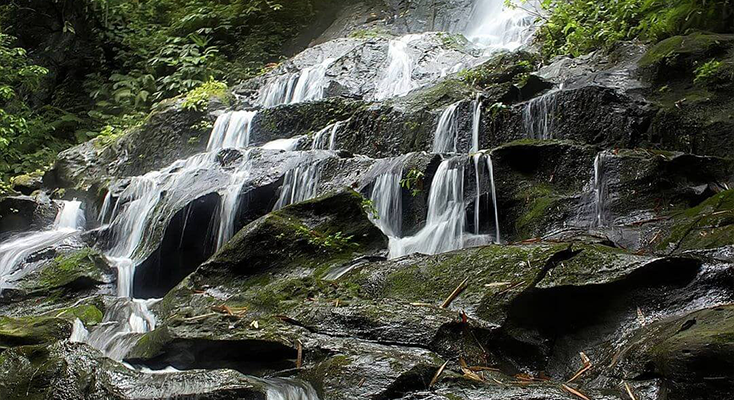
[
  {"x1": 46, "y1": 304, "x2": 104, "y2": 326},
  {"x1": 181, "y1": 79, "x2": 231, "y2": 111},
  {"x1": 348, "y1": 28, "x2": 391, "y2": 40},
  {"x1": 0, "y1": 316, "x2": 70, "y2": 349},
  {"x1": 639, "y1": 33, "x2": 729, "y2": 69},
  {"x1": 658, "y1": 190, "x2": 734, "y2": 252},
  {"x1": 31, "y1": 248, "x2": 107, "y2": 293}
]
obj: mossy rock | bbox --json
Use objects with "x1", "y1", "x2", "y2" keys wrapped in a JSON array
[
  {"x1": 611, "y1": 305, "x2": 734, "y2": 400},
  {"x1": 657, "y1": 189, "x2": 734, "y2": 253},
  {"x1": 0, "y1": 316, "x2": 71, "y2": 350},
  {"x1": 20, "y1": 247, "x2": 112, "y2": 297},
  {"x1": 639, "y1": 33, "x2": 734, "y2": 81}
]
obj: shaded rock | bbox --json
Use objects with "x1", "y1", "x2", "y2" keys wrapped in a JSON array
[
  {"x1": 0, "y1": 195, "x2": 59, "y2": 236},
  {"x1": 10, "y1": 172, "x2": 44, "y2": 195},
  {"x1": 0, "y1": 341, "x2": 270, "y2": 400},
  {"x1": 0, "y1": 315, "x2": 71, "y2": 350},
  {"x1": 609, "y1": 305, "x2": 734, "y2": 400}
]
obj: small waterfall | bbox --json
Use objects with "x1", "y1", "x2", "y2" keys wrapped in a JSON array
[
  {"x1": 486, "y1": 154, "x2": 501, "y2": 243},
  {"x1": 463, "y1": 0, "x2": 537, "y2": 51},
  {"x1": 433, "y1": 102, "x2": 461, "y2": 153},
  {"x1": 312, "y1": 121, "x2": 345, "y2": 151},
  {"x1": 259, "y1": 58, "x2": 334, "y2": 107},
  {"x1": 86, "y1": 298, "x2": 158, "y2": 361},
  {"x1": 374, "y1": 35, "x2": 420, "y2": 100},
  {"x1": 369, "y1": 157, "x2": 406, "y2": 238},
  {"x1": 593, "y1": 152, "x2": 609, "y2": 227},
  {"x1": 70, "y1": 318, "x2": 89, "y2": 343},
  {"x1": 262, "y1": 136, "x2": 306, "y2": 151},
  {"x1": 389, "y1": 158, "x2": 466, "y2": 258},
  {"x1": 522, "y1": 91, "x2": 558, "y2": 140},
  {"x1": 0, "y1": 200, "x2": 85, "y2": 291},
  {"x1": 207, "y1": 111, "x2": 257, "y2": 150},
  {"x1": 471, "y1": 95, "x2": 482, "y2": 153},
  {"x1": 215, "y1": 151, "x2": 255, "y2": 250},
  {"x1": 264, "y1": 378, "x2": 320, "y2": 400},
  {"x1": 273, "y1": 161, "x2": 322, "y2": 211},
  {"x1": 472, "y1": 154, "x2": 501, "y2": 241}
]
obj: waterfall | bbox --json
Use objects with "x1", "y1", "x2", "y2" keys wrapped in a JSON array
[
  {"x1": 262, "y1": 136, "x2": 306, "y2": 151},
  {"x1": 473, "y1": 154, "x2": 482, "y2": 235},
  {"x1": 207, "y1": 111, "x2": 257, "y2": 150},
  {"x1": 389, "y1": 158, "x2": 466, "y2": 258},
  {"x1": 273, "y1": 161, "x2": 323, "y2": 211},
  {"x1": 215, "y1": 150, "x2": 254, "y2": 249},
  {"x1": 487, "y1": 154, "x2": 501, "y2": 243},
  {"x1": 0, "y1": 200, "x2": 85, "y2": 291},
  {"x1": 70, "y1": 318, "x2": 89, "y2": 343},
  {"x1": 263, "y1": 378, "x2": 320, "y2": 400},
  {"x1": 374, "y1": 35, "x2": 420, "y2": 100},
  {"x1": 312, "y1": 121, "x2": 345, "y2": 151},
  {"x1": 86, "y1": 298, "x2": 158, "y2": 361},
  {"x1": 369, "y1": 157, "x2": 406, "y2": 238},
  {"x1": 522, "y1": 91, "x2": 558, "y2": 140},
  {"x1": 593, "y1": 152, "x2": 609, "y2": 228},
  {"x1": 463, "y1": 0, "x2": 537, "y2": 51},
  {"x1": 472, "y1": 95, "x2": 482, "y2": 153},
  {"x1": 433, "y1": 102, "x2": 462, "y2": 153},
  {"x1": 258, "y1": 58, "x2": 334, "y2": 107}
]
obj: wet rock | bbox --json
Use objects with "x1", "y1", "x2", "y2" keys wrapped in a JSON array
[
  {"x1": 0, "y1": 195, "x2": 59, "y2": 236},
  {"x1": 609, "y1": 305, "x2": 734, "y2": 400},
  {"x1": 0, "y1": 315, "x2": 71, "y2": 349},
  {"x1": 10, "y1": 172, "x2": 44, "y2": 195},
  {"x1": 0, "y1": 341, "x2": 270, "y2": 400}
]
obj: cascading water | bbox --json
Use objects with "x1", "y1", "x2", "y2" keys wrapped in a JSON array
[
  {"x1": 263, "y1": 378, "x2": 320, "y2": 400},
  {"x1": 207, "y1": 111, "x2": 257, "y2": 150},
  {"x1": 312, "y1": 121, "x2": 345, "y2": 151},
  {"x1": 433, "y1": 102, "x2": 462, "y2": 153},
  {"x1": 0, "y1": 200, "x2": 85, "y2": 291},
  {"x1": 389, "y1": 158, "x2": 466, "y2": 258},
  {"x1": 593, "y1": 152, "x2": 609, "y2": 228},
  {"x1": 472, "y1": 95, "x2": 482, "y2": 153},
  {"x1": 472, "y1": 153, "x2": 501, "y2": 241},
  {"x1": 374, "y1": 35, "x2": 420, "y2": 100},
  {"x1": 273, "y1": 160, "x2": 323, "y2": 211},
  {"x1": 262, "y1": 137, "x2": 306, "y2": 151},
  {"x1": 463, "y1": 0, "x2": 537, "y2": 51},
  {"x1": 258, "y1": 58, "x2": 334, "y2": 107},
  {"x1": 368, "y1": 157, "x2": 407, "y2": 238},
  {"x1": 522, "y1": 90, "x2": 558, "y2": 139},
  {"x1": 486, "y1": 154, "x2": 501, "y2": 243}
]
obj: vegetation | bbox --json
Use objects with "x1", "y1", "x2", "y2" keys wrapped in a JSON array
[
  {"x1": 523, "y1": 0, "x2": 734, "y2": 59},
  {"x1": 400, "y1": 169, "x2": 425, "y2": 197},
  {"x1": 0, "y1": 0, "x2": 335, "y2": 183}
]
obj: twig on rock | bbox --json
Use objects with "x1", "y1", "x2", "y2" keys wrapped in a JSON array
[{"x1": 441, "y1": 278, "x2": 469, "y2": 308}]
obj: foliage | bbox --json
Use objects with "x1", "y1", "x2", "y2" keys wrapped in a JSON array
[
  {"x1": 693, "y1": 59, "x2": 730, "y2": 86},
  {"x1": 0, "y1": 0, "x2": 330, "y2": 182},
  {"x1": 532, "y1": 0, "x2": 734, "y2": 59},
  {"x1": 400, "y1": 169, "x2": 425, "y2": 197},
  {"x1": 182, "y1": 79, "x2": 230, "y2": 111},
  {"x1": 296, "y1": 225, "x2": 357, "y2": 251},
  {"x1": 361, "y1": 198, "x2": 379, "y2": 220}
]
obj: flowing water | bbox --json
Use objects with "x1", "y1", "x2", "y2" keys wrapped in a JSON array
[
  {"x1": 368, "y1": 156, "x2": 407, "y2": 238},
  {"x1": 472, "y1": 94, "x2": 482, "y2": 152},
  {"x1": 258, "y1": 58, "x2": 335, "y2": 107},
  {"x1": 389, "y1": 157, "x2": 467, "y2": 258},
  {"x1": 433, "y1": 102, "x2": 462, "y2": 153},
  {"x1": 522, "y1": 90, "x2": 558, "y2": 139},
  {"x1": 311, "y1": 121, "x2": 345, "y2": 151},
  {"x1": 273, "y1": 158, "x2": 323, "y2": 211},
  {"x1": 374, "y1": 34, "x2": 421, "y2": 100},
  {"x1": 0, "y1": 200, "x2": 85, "y2": 291},
  {"x1": 463, "y1": 0, "x2": 537, "y2": 51}
]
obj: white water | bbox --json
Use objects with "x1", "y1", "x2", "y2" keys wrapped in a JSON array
[
  {"x1": 472, "y1": 95, "x2": 482, "y2": 153},
  {"x1": 464, "y1": 0, "x2": 537, "y2": 51},
  {"x1": 264, "y1": 378, "x2": 320, "y2": 400},
  {"x1": 311, "y1": 121, "x2": 345, "y2": 151},
  {"x1": 487, "y1": 154, "x2": 501, "y2": 243},
  {"x1": 70, "y1": 318, "x2": 89, "y2": 343},
  {"x1": 0, "y1": 200, "x2": 85, "y2": 291},
  {"x1": 262, "y1": 136, "x2": 306, "y2": 151},
  {"x1": 389, "y1": 158, "x2": 467, "y2": 258},
  {"x1": 593, "y1": 152, "x2": 609, "y2": 228},
  {"x1": 522, "y1": 91, "x2": 558, "y2": 139},
  {"x1": 369, "y1": 157, "x2": 406, "y2": 238},
  {"x1": 273, "y1": 160, "x2": 322, "y2": 211},
  {"x1": 433, "y1": 102, "x2": 462, "y2": 153},
  {"x1": 86, "y1": 298, "x2": 158, "y2": 361},
  {"x1": 374, "y1": 35, "x2": 420, "y2": 100},
  {"x1": 472, "y1": 153, "x2": 501, "y2": 241},
  {"x1": 207, "y1": 111, "x2": 257, "y2": 150},
  {"x1": 259, "y1": 58, "x2": 334, "y2": 107}
]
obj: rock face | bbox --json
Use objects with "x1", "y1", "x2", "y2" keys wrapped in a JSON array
[{"x1": 3, "y1": 3, "x2": 734, "y2": 400}]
